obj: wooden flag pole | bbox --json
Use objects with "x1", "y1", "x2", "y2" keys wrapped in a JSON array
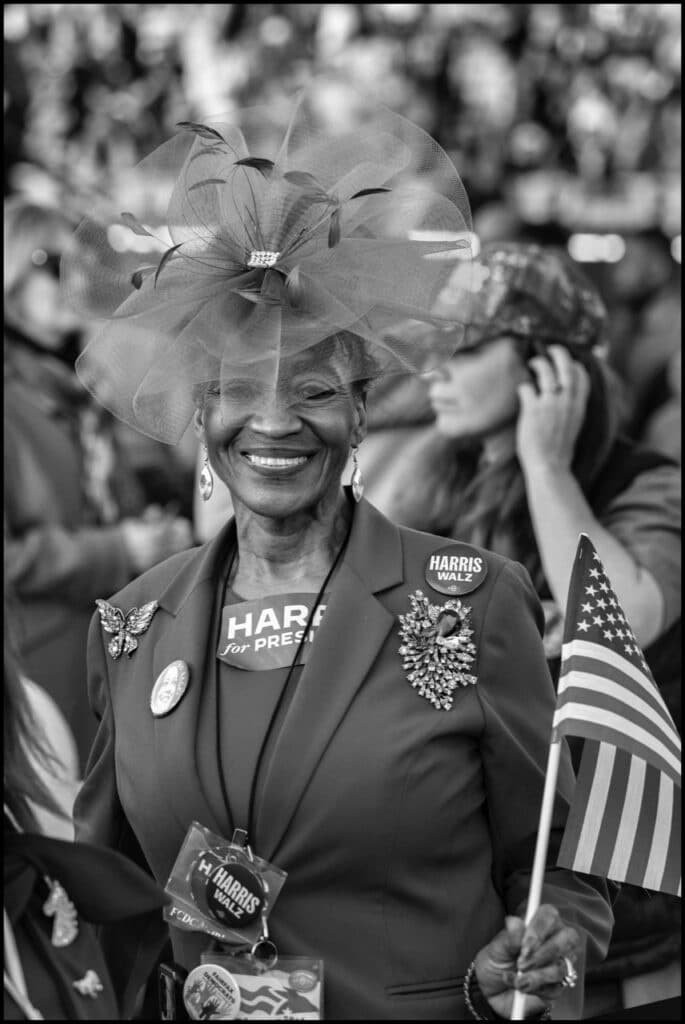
[{"x1": 511, "y1": 738, "x2": 563, "y2": 1020}]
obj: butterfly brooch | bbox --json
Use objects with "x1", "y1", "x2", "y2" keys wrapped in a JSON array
[
  {"x1": 95, "y1": 599, "x2": 159, "y2": 660},
  {"x1": 398, "y1": 590, "x2": 477, "y2": 710}
]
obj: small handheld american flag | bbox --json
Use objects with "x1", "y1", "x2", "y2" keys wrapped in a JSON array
[{"x1": 554, "y1": 534, "x2": 681, "y2": 897}]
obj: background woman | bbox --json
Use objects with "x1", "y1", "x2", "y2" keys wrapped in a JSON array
[
  {"x1": 4, "y1": 197, "x2": 194, "y2": 769},
  {"x1": 70, "y1": 93, "x2": 612, "y2": 1020}
]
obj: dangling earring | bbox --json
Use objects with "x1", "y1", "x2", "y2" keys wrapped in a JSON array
[
  {"x1": 199, "y1": 446, "x2": 214, "y2": 502},
  {"x1": 351, "y1": 445, "x2": 364, "y2": 503}
]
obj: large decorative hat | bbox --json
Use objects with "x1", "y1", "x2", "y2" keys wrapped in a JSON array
[
  {"x1": 65, "y1": 86, "x2": 474, "y2": 443},
  {"x1": 437, "y1": 241, "x2": 608, "y2": 353}
]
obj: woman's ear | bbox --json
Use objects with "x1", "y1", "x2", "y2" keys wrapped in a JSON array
[
  {"x1": 354, "y1": 392, "x2": 368, "y2": 446},
  {"x1": 192, "y1": 406, "x2": 205, "y2": 443}
]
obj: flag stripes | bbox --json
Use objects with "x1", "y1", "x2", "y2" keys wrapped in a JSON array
[
  {"x1": 589, "y1": 746, "x2": 631, "y2": 878},
  {"x1": 607, "y1": 753, "x2": 646, "y2": 881},
  {"x1": 558, "y1": 739, "x2": 614, "y2": 876},
  {"x1": 558, "y1": 740, "x2": 681, "y2": 894},
  {"x1": 554, "y1": 701, "x2": 680, "y2": 784},
  {"x1": 557, "y1": 677, "x2": 680, "y2": 764},
  {"x1": 560, "y1": 642, "x2": 678, "y2": 732},
  {"x1": 623, "y1": 758, "x2": 662, "y2": 886}
]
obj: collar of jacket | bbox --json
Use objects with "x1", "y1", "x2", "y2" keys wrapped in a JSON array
[{"x1": 155, "y1": 490, "x2": 404, "y2": 616}]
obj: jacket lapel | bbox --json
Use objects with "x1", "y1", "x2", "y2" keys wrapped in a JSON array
[
  {"x1": 252, "y1": 498, "x2": 404, "y2": 861},
  {"x1": 152, "y1": 521, "x2": 236, "y2": 837}
]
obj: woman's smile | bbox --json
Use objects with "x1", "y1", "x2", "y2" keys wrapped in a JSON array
[{"x1": 241, "y1": 448, "x2": 316, "y2": 474}]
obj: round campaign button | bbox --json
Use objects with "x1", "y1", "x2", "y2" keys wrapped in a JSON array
[
  {"x1": 289, "y1": 968, "x2": 318, "y2": 993},
  {"x1": 183, "y1": 964, "x2": 241, "y2": 1021},
  {"x1": 424, "y1": 543, "x2": 488, "y2": 597},
  {"x1": 190, "y1": 851, "x2": 266, "y2": 928},
  {"x1": 150, "y1": 660, "x2": 190, "y2": 717}
]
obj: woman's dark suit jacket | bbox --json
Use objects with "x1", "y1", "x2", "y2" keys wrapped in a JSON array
[{"x1": 74, "y1": 496, "x2": 613, "y2": 1019}]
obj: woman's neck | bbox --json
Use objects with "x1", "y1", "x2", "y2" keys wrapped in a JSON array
[
  {"x1": 480, "y1": 426, "x2": 517, "y2": 466},
  {"x1": 230, "y1": 490, "x2": 352, "y2": 597}
]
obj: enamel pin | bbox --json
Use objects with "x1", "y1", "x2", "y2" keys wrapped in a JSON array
[
  {"x1": 43, "y1": 880, "x2": 78, "y2": 947},
  {"x1": 96, "y1": 599, "x2": 159, "y2": 660},
  {"x1": 150, "y1": 660, "x2": 190, "y2": 717},
  {"x1": 398, "y1": 590, "x2": 477, "y2": 710},
  {"x1": 73, "y1": 971, "x2": 104, "y2": 998}
]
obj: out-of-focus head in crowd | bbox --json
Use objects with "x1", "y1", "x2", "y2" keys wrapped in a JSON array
[
  {"x1": 427, "y1": 242, "x2": 620, "y2": 483},
  {"x1": 4, "y1": 197, "x2": 83, "y2": 353}
]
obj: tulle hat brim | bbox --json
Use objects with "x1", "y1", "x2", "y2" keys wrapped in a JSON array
[{"x1": 66, "y1": 86, "x2": 475, "y2": 443}]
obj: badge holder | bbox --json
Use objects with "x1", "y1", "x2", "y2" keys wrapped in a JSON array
[
  {"x1": 182, "y1": 951, "x2": 324, "y2": 1020},
  {"x1": 164, "y1": 823, "x2": 286, "y2": 948}
]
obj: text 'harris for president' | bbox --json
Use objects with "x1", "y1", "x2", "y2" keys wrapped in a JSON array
[{"x1": 217, "y1": 593, "x2": 330, "y2": 670}]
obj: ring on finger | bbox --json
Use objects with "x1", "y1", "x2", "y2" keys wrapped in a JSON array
[{"x1": 560, "y1": 956, "x2": 578, "y2": 988}]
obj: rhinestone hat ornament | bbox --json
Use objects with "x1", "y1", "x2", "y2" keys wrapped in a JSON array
[
  {"x1": 247, "y1": 250, "x2": 281, "y2": 268},
  {"x1": 398, "y1": 591, "x2": 477, "y2": 710}
]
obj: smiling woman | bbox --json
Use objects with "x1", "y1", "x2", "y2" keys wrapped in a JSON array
[
  {"x1": 70, "y1": 87, "x2": 612, "y2": 1021},
  {"x1": 193, "y1": 333, "x2": 373, "y2": 535}
]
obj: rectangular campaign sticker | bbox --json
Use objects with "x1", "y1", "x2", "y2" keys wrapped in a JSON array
[
  {"x1": 217, "y1": 593, "x2": 329, "y2": 671},
  {"x1": 201, "y1": 954, "x2": 323, "y2": 1020}
]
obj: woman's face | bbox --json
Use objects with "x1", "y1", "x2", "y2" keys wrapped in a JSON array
[
  {"x1": 196, "y1": 352, "x2": 367, "y2": 519},
  {"x1": 427, "y1": 336, "x2": 527, "y2": 441}
]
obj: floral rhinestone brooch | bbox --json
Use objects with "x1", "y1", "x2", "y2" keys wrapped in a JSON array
[{"x1": 398, "y1": 590, "x2": 477, "y2": 710}]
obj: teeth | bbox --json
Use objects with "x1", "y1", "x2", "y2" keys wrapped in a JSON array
[{"x1": 246, "y1": 455, "x2": 308, "y2": 468}]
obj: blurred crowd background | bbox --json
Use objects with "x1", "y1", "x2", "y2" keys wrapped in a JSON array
[{"x1": 4, "y1": 3, "x2": 682, "y2": 453}]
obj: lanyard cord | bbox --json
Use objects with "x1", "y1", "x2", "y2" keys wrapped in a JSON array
[{"x1": 215, "y1": 520, "x2": 352, "y2": 842}]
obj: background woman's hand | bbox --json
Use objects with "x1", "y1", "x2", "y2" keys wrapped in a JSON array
[
  {"x1": 120, "y1": 512, "x2": 193, "y2": 574},
  {"x1": 474, "y1": 904, "x2": 581, "y2": 1018},
  {"x1": 516, "y1": 345, "x2": 590, "y2": 476}
]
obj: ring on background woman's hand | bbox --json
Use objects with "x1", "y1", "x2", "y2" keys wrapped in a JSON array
[{"x1": 560, "y1": 956, "x2": 578, "y2": 988}]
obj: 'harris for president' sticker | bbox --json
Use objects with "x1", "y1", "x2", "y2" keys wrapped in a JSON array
[
  {"x1": 424, "y1": 544, "x2": 488, "y2": 596},
  {"x1": 217, "y1": 593, "x2": 329, "y2": 671}
]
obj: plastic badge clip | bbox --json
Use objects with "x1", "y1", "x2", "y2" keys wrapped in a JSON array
[{"x1": 231, "y1": 828, "x2": 255, "y2": 862}]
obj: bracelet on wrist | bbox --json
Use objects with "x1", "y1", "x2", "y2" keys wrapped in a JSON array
[{"x1": 464, "y1": 960, "x2": 552, "y2": 1022}]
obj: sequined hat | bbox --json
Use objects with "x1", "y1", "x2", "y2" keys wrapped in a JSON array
[
  {"x1": 438, "y1": 242, "x2": 608, "y2": 354},
  {"x1": 65, "y1": 86, "x2": 475, "y2": 443}
]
